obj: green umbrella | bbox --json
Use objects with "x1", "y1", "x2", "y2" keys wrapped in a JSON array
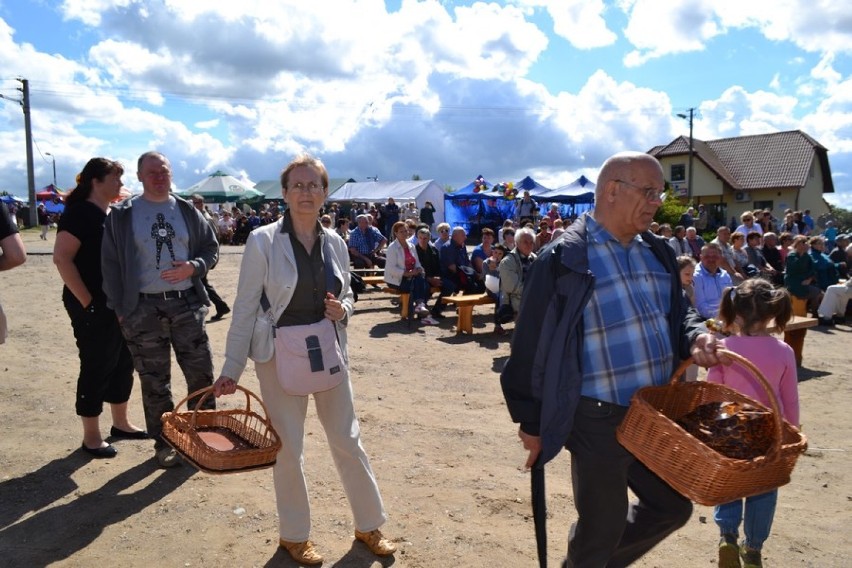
[{"x1": 176, "y1": 170, "x2": 263, "y2": 204}]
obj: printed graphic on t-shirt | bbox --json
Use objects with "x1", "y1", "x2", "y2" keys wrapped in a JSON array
[{"x1": 151, "y1": 213, "x2": 177, "y2": 269}]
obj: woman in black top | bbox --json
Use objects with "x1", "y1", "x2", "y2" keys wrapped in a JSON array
[{"x1": 53, "y1": 158, "x2": 147, "y2": 458}]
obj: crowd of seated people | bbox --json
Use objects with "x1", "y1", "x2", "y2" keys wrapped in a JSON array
[{"x1": 650, "y1": 208, "x2": 850, "y2": 328}]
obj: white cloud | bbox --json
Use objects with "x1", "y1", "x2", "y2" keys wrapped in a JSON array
[
  {"x1": 194, "y1": 119, "x2": 220, "y2": 129},
  {"x1": 713, "y1": 0, "x2": 852, "y2": 55},
  {"x1": 618, "y1": 0, "x2": 852, "y2": 66},
  {"x1": 516, "y1": 0, "x2": 617, "y2": 49},
  {"x1": 697, "y1": 86, "x2": 800, "y2": 139},
  {"x1": 621, "y1": 0, "x2": 721, "y2": 66}
]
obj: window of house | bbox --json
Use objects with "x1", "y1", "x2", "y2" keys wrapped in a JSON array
[
  {"x1": 754, "y1": 200, "x2": 774, "y2": 212},
  {"x1": 671, "y1": 164, "x2": 686, "y2": 182},
  {"x1": 705, "y1": 203, "x2": 727, "y2": 232}
]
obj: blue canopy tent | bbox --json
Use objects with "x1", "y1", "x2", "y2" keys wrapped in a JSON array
[
  {"x1": 40, "y1": 199, "x2": 65, "y2": 214},
  {"x1": 514, "y1": 176, "x2": 551, "y2": 196},
  {"x1": 446, "y1": 175, "x2": 558, "y2": 236},
  {"x1": 537, "y1": 175, "x2": 596, "y2": 219},
  {"x1": 444, "y1": 176, "x2": 519, "y2": 236},
  {"x1": 0, "y1": 194, "x2": 26, "y2": 205}
]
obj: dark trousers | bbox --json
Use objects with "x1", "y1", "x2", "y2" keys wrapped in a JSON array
[
  {"x1": 565, "y1": 397, "x2": 692, "y2": 568},
  {"x1": 350, "y1": 251, "x2": 386, "y2": 269},
  {"x1": 66, "y1": 298, "x2": 134, "y2": 417},
  {"x1": 202, "y1": 275, "x2": 229, "y2": 313},
  {"x1": 387, "y1": 275, "x2": 428, "y2": 304},
  {"x1": 120, "y1": 293, "x2": 215, "y2": 448}
]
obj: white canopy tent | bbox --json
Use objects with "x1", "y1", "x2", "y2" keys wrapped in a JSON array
[{"x1": 326, "y1": 180, "x2": 446, "y2": 225}]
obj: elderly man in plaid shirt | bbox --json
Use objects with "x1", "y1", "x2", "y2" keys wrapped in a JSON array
[
  {"x1": 348, "y1": 214, "x2": 387, "y2": 269},
  {"x1": 502, "y1": 152, "x2": 722, "y2": 567}
]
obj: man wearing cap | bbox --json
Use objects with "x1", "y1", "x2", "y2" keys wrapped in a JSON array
[{"x1": 102, "y1": 151, "x2": 219, "y2": 468}]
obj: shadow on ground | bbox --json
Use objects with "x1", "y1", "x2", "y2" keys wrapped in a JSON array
[
  {"x1": 796, "y1": 366, "x2": 832, "y2": 382},
  {"x1": 0, "y1": 452, "x2": 195, "y2": 566}
]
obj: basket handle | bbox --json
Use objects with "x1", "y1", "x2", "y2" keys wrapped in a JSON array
[
  {"x1": 670, "y1": 349, "x2": 785, "y2": 462},
  {"x1": 172, "y1": 385, "x2": 272, "y2": 430}
]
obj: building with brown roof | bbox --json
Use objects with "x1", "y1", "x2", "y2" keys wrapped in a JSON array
[{"x1": 648, "y1": 130, "x2": 834, "y2": 228}]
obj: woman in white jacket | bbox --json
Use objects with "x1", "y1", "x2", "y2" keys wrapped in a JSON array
[
  {"x1": 213, "y1": 155, "x2": 395, "y2": 566},
  {"x1": 384, "y1": 220, "x2": 431, "y2": 319}
]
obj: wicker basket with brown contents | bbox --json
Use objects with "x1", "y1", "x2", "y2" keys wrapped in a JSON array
[{"x1": 616, "y1": 349, "x2": 807, "y2": 506}]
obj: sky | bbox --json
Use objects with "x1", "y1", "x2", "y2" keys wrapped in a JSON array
[{"x1": 1, "y1": 0, "x2": 850, "y2": 208}]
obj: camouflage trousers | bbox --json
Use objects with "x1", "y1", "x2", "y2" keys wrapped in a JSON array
[{"x1": 120, "y1": 293, "x2": 215, "y2": 447}]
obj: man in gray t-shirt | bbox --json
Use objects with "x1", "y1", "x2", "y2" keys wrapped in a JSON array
[{"x1": 102, "y1": 151, "x2": 219, "y2": 468}]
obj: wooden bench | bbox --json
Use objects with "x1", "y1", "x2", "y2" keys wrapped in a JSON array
[
  {"x1": 784, "y1": 297, "x2": 813, "y2": 366},
  {"x1": 382, "y1": 286, "x2": 441, "y2": 319},
  {"x1": 441, "y1": 293, "x2": 496, "y2": 334},
  {"x1": 361, "y1": 275, "x2": 386, "y2": 288},
  {"x1": 767, "y1": 313, "x2": 818, "y2": 366}
]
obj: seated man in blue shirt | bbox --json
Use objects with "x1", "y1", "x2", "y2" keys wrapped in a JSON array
[
  {"x1": 347, "y1": 214, "x2": 387, "y2": 269},
  {"x1": 693, "y1": 242, "x2": 734, "y2": 320},
  {"x1": 501, "y1": 152, "x2": 721, "y2": 567},
  {"x1": 432, "y1": 226, "x2": 484, "y2": 318}
]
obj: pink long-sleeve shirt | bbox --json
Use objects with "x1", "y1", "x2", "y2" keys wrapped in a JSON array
[{"x1": 706, "y1": 335, "x2": 800, "y2": 426}]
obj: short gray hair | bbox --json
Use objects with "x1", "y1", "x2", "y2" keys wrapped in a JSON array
[{"x1": 515, "y1": 227, "x2": 535, "y2": 243}]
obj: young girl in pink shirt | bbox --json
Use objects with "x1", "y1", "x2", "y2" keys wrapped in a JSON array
[{"x1": 707, "y1": 278, "x2": 800, "y2": 568}]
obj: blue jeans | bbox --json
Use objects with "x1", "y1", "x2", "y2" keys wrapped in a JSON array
[{"x1": 714, "y1": 489, "x2": 778, "y2": 550}]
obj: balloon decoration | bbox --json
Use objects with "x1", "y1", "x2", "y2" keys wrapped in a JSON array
[
  {"x1": 473, "y1": 175, "x2": 486, "y2": 193},
  {"x1": 492, "y1": 181, "x2": 516, "y2": 200}
]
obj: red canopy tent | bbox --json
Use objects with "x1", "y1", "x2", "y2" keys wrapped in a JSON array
[{"x1": 36, "y1": 183, "x2": 66, "y2": 201}]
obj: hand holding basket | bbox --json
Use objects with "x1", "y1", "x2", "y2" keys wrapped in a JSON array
[
  {"x1": 616, "y1": 349, "x2": 807, "y2": 505},
  {"x1": 162, "y1": 385, "x2": 282, "y2": 474}
]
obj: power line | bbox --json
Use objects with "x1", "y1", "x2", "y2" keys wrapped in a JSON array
[{"x1": 18, "y1": 80, "x2": 671, "y2": 118}]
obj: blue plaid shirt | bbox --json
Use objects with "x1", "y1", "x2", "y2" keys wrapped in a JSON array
[
  {"x1": 581, "y1": 216, "x2": 674, "y2": 405},
  {"x1": 348, "y1": 225, "x2": 385, "y2": 255}
]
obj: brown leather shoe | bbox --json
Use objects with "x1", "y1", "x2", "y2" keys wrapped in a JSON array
[
  {"x1": 354, "y1": 529, "x2": 397, "y2": 556},
  {"x1": 279, "y1": 539, "x2": 323, "y2": 565}
]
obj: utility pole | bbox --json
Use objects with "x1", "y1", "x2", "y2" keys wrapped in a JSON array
[
  {"x1": 0, "y1": 78, "x2": 36, "y2": 226},
  {"x1": 677, "y1": 108, "x2": 695, "y2": 202}
]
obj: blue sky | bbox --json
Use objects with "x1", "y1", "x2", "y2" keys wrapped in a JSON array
[{"x1": 0, "y1": 0, "x2": 850, "y2": 208}]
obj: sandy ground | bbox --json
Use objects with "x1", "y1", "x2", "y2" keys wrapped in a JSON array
[{"x1": 0, "y1": 227, "x2": 850, "y2": 568}]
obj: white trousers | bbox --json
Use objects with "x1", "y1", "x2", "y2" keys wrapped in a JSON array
[
  {"x1": 255, "y1": 357, "x2": 387, "y2": 541},
  {"x1": 817, "y1": 282, "x2": 852, "y2": 318}
]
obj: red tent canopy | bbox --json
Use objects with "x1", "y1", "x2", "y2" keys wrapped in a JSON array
[{"x1": 36, "y1": 184, "x2": 66, "y2": 201}]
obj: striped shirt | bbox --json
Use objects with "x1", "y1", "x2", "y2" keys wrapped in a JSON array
[{"x1": 581, "y1": 216, "x2": 675, "y2": 405}]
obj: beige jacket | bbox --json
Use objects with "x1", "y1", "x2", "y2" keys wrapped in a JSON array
[{"x1": 219, "y1": 220, "x2": 354, "y2": 381}]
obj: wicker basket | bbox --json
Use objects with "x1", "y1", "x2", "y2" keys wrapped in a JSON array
[
  {"x1": 616, "y1": 349, "x2": 807, "y2": 505},
  {"x1": 161, "y1": 385, "x2": 282, "y2": 474}
]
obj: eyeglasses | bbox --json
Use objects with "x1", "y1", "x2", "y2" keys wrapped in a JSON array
[
  {"x1": 614, "y1": 179, "x2": 666, "y2": 202},
  {"x1": 288, "y1": 182, "x2": 325, "y2": 194},
  {"x1": 440, "y1": 229, "x2": 449, "y2": 233}
]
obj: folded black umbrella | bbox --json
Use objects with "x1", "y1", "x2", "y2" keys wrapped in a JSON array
[{"x1": 531, "y1": 458, "x2": 547, "y2": 568}]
